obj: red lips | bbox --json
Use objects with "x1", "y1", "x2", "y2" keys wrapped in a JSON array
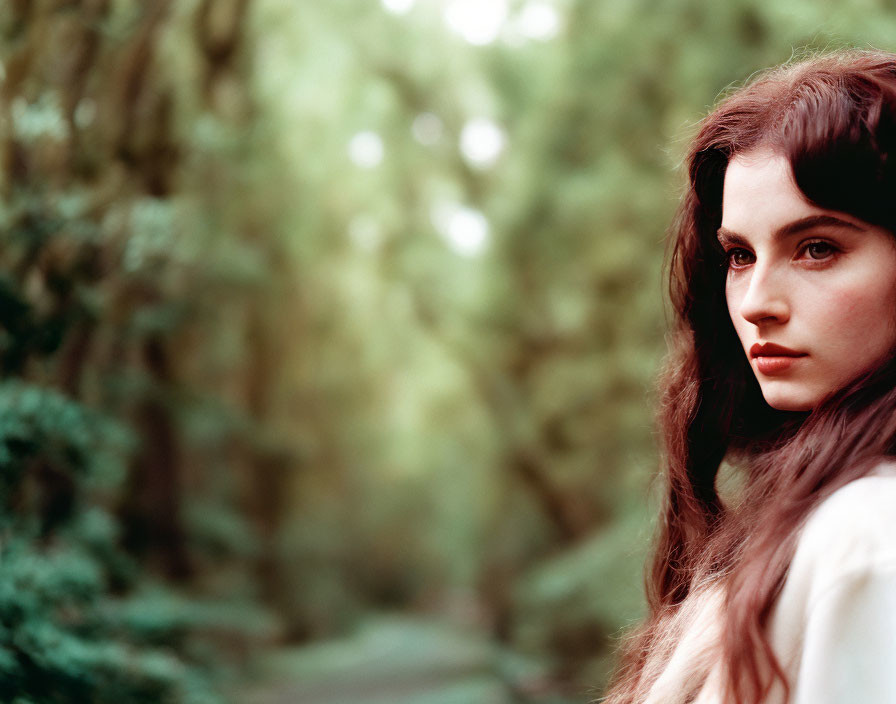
[
  {"x1": 750, "y1": 343, "x2": 807, "y2": 375},
  {"x1": 750, "y1": 342, "x2": 806, "y2": 358}
]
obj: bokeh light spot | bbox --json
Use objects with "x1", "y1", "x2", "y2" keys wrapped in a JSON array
[
  {"x1": 348, "y1": 131, "x2": 385, "y2": 168},
  {"x1": 381, "y1": 0, "x2": 415, "y2": 15},
  {"x1": 432, "y1": 202, "x2": 490, "y2": 257},
  {"x1": 443, "y1": 0, "x2": 508, "y2": 46},
  {"x1": 412, "y1": 112, "x2": 444, "y2": 146},
  {"x1": 518, "y1": 2, "x2": 560, "y2": 40},
  {"x1": 460, "y1": 118, "x2": 506, "y2": 168}
]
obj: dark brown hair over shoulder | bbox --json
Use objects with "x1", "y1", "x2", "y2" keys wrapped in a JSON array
[{"x1": 604, "y1": 50, "x2": 896, "y2": 704}]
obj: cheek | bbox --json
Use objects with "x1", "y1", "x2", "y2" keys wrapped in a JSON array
[
  {"x1": 819, "y1": 280, "x2": 896, "y2": 352},
  {"x1": 725, "y1": 281, "x2": 749, "y2": 342},
  {"x1": 724, "y1": 278, "x2": 738, "y2": 320}
]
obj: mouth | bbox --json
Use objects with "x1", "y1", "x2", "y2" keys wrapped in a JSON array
[{"x1": 749, "y1": 343, "x2": 808, "y2": 375}]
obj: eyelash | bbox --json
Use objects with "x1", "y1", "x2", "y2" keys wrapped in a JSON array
[{"x1": 723, "y1": 239, "x2": 840, "y2": 270}]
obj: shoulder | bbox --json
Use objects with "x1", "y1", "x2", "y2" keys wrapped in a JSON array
[
  {"x1": 789, "y1": 462, "x2": 896, "y2": 602},
  {"x1": 772, "y1": 466, "x2": 896, "y2": 703},
  {"x1": 801, "y1": 462, "x2": 896, "y2": 551},
  {"x1": 805, "y1": 462, "x2": 896, "y2": 537}
]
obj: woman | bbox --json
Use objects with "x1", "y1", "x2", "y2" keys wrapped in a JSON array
[{"x1": 604, "y1": 50, "x2": 896, "y2": 704}]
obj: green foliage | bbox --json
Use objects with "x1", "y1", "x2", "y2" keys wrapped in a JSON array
[
  {"x1": 0, "y1": 382, "x2": 128, "y2": 506},
  {"x1": 0, "y1": 2, "x2": 273, "y2": 701},
  {"x1": 0, "y1": 383, "x2": 220, "y2": 701},
  {"x1": 243, "y1": 0, "x2": 896, "y2": 698},
  {"x1": 3, "y1": 0, "x2": 896, "y2": 701}
]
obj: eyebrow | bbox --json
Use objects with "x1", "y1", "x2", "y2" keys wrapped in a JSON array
[{"x1": 716, "y1": 214, "x2": 865, "y2": 246}]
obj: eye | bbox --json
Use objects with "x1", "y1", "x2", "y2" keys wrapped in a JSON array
[
  {"x1": 801, "y1": 240, "x2": 837, "y2": 261},
  {"x1": 726, "y1": 248, "x2": 755, "y2": 269}
]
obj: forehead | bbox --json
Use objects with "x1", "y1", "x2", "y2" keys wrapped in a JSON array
[
  {"x1": 721, "y1": 150, "x2": 815, "y2": 230},
  {"x1": 720, "y1": 148, "x2": 874, "y2": 238}
]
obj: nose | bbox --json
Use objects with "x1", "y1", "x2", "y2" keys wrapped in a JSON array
[{"x1": 736, "y1": 261, "x2": 790, "y2": 326}]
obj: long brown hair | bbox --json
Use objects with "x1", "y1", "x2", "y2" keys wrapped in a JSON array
[{"x1": 604, "y1": 50, "x2": 896, "y2": 704}]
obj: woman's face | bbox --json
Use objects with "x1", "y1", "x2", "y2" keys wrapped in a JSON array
[{"x1": 721, "y1": 149, "x2": 896, "y2": 411}]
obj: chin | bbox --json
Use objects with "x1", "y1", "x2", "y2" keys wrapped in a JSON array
[
  {"x1": 765, "y1": 399, "x2": 814, "y2": 412},
  {"x1": 760, "y1": 386, "x2": 818, "y2": 413}
]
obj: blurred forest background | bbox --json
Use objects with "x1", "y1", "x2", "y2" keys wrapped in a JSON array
[{"x1": 0, "y1": 1, "x2": 892, "y2": 702}]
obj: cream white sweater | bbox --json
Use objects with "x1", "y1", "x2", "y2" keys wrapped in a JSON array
[{"x1": 646, "y1": 464, "x2": 896, "y2": 704}]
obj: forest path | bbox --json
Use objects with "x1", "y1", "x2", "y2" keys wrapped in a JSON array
[{"x1": 238, "y1": 613, "x2": 580, "y2": 704}]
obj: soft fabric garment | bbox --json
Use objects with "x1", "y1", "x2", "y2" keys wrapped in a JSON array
[{"x1": 646, "y1": 464, "x2": 896, "y2": 704}]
